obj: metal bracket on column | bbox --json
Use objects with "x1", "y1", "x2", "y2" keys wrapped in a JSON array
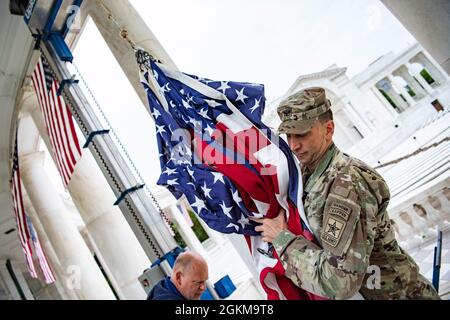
[
  {"x1": 82, "y1": 129, "x2": 110, "y2": 149},
  {"x1": 57, "y1": 76, "x2": 79, "y2": 96},
  {"x1": 25, "y1": 0, "x2": 77, "y2": 62},
  {"x1": 114, "y1": 184, "x2": 145, "y2": 206},
  {"x1": 32, "y1": 34, "x2": 42, "y2": 50}
]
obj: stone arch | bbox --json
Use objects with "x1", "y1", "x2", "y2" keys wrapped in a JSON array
[
  {"x1": 390, "y1": 75, "x2": 407, "y2": 93},
  {"x1": 410, "y1": 51, "x2": 448, "y2": 88},
  {"x1": 392, "y1": 64, "x2": 428, "y2": 100},
  {"x1": 391, "y1": 75, "x2": 418, "y2": 106},
  {"x1": 408, "y1": 62, "x2": 424, "y2": 77}
]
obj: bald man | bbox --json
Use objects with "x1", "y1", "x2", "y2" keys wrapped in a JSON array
[{"x1": 147, "y1": 251, "x2": 209, "y2": 300}]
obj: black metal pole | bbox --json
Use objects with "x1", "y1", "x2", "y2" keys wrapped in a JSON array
[{"x1": 432, "y1": 230, "x2": 443, "y2": 291}]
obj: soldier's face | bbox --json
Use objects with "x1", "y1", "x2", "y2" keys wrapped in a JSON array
[{"x1": 287, "y1": 120, "x2": 334, "y2": 170}]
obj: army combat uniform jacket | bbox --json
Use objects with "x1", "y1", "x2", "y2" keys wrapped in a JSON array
[{"x1": 273, "y1": 144, "x2": 439, "y2": 300}]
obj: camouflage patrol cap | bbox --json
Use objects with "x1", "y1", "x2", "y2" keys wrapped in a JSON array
[{"x1": 277, "y1": 87, "x2": 331, "y2": 135}]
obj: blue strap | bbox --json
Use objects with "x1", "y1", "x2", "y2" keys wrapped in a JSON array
[
  {"x1": 57, "y1": 77, "x2": 79, "y2": 96},
  {"x1": 114, "y1": 184, "x2": 145, "y2": 205},
  {"x1": 82, "y1": 129, "x2": 110, "y2": 149}
]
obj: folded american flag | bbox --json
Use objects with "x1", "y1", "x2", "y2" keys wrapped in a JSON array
[{"x1": 137, "y1": 49, "x2": 322, "y2": 300}]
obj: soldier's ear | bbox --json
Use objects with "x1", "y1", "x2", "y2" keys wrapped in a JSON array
[{"x1": 325, "y1": 120, "x2": 334, "y2": 141}]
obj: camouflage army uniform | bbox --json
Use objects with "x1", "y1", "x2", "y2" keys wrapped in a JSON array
[{"x1": 273, "y1": 88, "x2": 439, "y2": 300}]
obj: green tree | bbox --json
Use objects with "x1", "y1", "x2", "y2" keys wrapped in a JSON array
[
  {"x1": 170, "y1": 221, "x2": 186, "y2": 248},
  {"x1": 169, "y1": 209, "x2": 210, "y2": 248},
  {"x1": 420, "y1": 69, "x2": 435, "y2": 85},
  {"x1": 188, "y1": 210, "x2": 209, "y2": 243}
]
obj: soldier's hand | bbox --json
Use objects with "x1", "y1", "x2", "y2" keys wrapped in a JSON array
[{"x1": 252, "y1": 209, "x2": 288, "y2": 243}]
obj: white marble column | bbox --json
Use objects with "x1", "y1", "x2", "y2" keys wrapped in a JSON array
[
  {"x1": 388, "y1": 74, "x2": 416, "y2": 107},
  {"x1": 19, "y1": 151, "x2": 115, "y2": 300},
  {"x1": 393, "y1": 65, "x2": 427, "y2": 99},
  {"x1": 22, "y1": 194, "x2": 77, "y2": 300},
  {"x1": 26, "y1": 105, "x2": 151, "y2": 300},
  {"x1": 169, "y1": 205, "x2": 208, "y2": 258},
  {"x1": 407, "y1": 63, "x2": 434, "y2": 94},
  {"x1": 370, "y1": 86, "x2": 398, "y2": 118},
  {"x1": 68, "y1": 154, "x2": 151, "y2": 300},
  {"x1": 415, "y1": 75, "x2": 434, "y2": 95},
  {"x1": 343, "y1": 102, "x2": 372, "y2": 137},
  {"x1": 376, "y1": 78, "x2": 408, "y2": 112}
]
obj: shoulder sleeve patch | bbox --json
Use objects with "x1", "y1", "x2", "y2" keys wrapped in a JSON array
[
  {"x1": 321, "y1": 216, "x2": 345, "y2": 248},
  {"x1": 321, "y1": 193, "x2": 361, "y2": 257},
  {"x1": 329, "y1": 201, "x2": 352, "y2": 221}
]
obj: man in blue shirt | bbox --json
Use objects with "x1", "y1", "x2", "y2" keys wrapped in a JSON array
[{"x1": 147, "y1": 251, "x2": 209, "y2": 300}]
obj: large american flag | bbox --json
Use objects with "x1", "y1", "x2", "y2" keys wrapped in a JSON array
[
  {"x1": 10, "y1": 135, "x2": 55, "y2": 284},
  {"x1": 137, "y1": 50, "x2": 324, "y2": 300},
  {"x1": 31, "y1": 56, "x2": 82, "y2": 187}
]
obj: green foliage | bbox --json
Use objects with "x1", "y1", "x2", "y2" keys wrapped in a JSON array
[
  {"x1": 406, "y1": 85, "x2": 416, "y2": 97},
  {"x1": 169, "y1": 209, "x2": 210, "y2": 248},
  {"x1": 420, "y1": 69, "x2": 435, "y2": 84},
  {"x1": 188, "y1": 210, "x2": 209, "y2": 243},
  {"x1": 378, "y1": 88, "x2": 399, "y2": 111},
  {"x1": 170, "y1": 221, "x2": 187, "y2": 248}
]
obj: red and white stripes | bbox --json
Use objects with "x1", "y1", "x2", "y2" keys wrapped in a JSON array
[
  {"x1": 11, "y1": 137, "x2": 56, "y2": 284},
  {"x1": 29, "y1": 223, "x2": 56, "y2": 284},
  {"x1": 31, "y1": 57, "x2": 82, "y2": 187},
  {"x1": 10, "y1": 172, "x2": 38, "y2": 279}
]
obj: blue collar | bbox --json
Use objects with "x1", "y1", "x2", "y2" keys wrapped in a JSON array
[{"x1": 164, "y1": 277, "x2": 185, "y2": 299}]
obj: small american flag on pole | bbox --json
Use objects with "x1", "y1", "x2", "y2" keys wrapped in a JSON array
[
  {"x1": 31, "y1": 56, "x2": 82, "y2": 187},
  {"x1": 10, "y1": 134, "x2": 55, "y2": 283}
]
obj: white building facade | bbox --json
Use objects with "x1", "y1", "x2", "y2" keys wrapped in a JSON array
[{"x1": 264, "y1": 43, "x2": 450, "y2": 296}]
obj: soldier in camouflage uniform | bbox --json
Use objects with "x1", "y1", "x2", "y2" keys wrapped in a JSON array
[{"x1": 254, "y1": 87, "x2": 439, "y2": 300}]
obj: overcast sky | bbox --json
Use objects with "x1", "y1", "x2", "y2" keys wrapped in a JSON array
[
  {"x1": 64, "y1": 0, "x2": 417, "y2": 189},
  {"x1": 131, "y1": 0, "x2": 416, "y2": 101}
]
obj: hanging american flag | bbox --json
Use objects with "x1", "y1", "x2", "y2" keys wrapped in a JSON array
[
  {"x1": 10, "y1": 134, "x2": 55, "y2": 283},
  {"x1": 31, "y1": 56, "x2": 82, "y2": 187},
  {"x1": 10, "y1": 135, "x2": 37, "y2": 279},
  {"x1": 136, "y1": 50, "x2": 324, "y2": 300},
  {"x1": 26, "y1": 215, "x2": 56, "y2": 284}
]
